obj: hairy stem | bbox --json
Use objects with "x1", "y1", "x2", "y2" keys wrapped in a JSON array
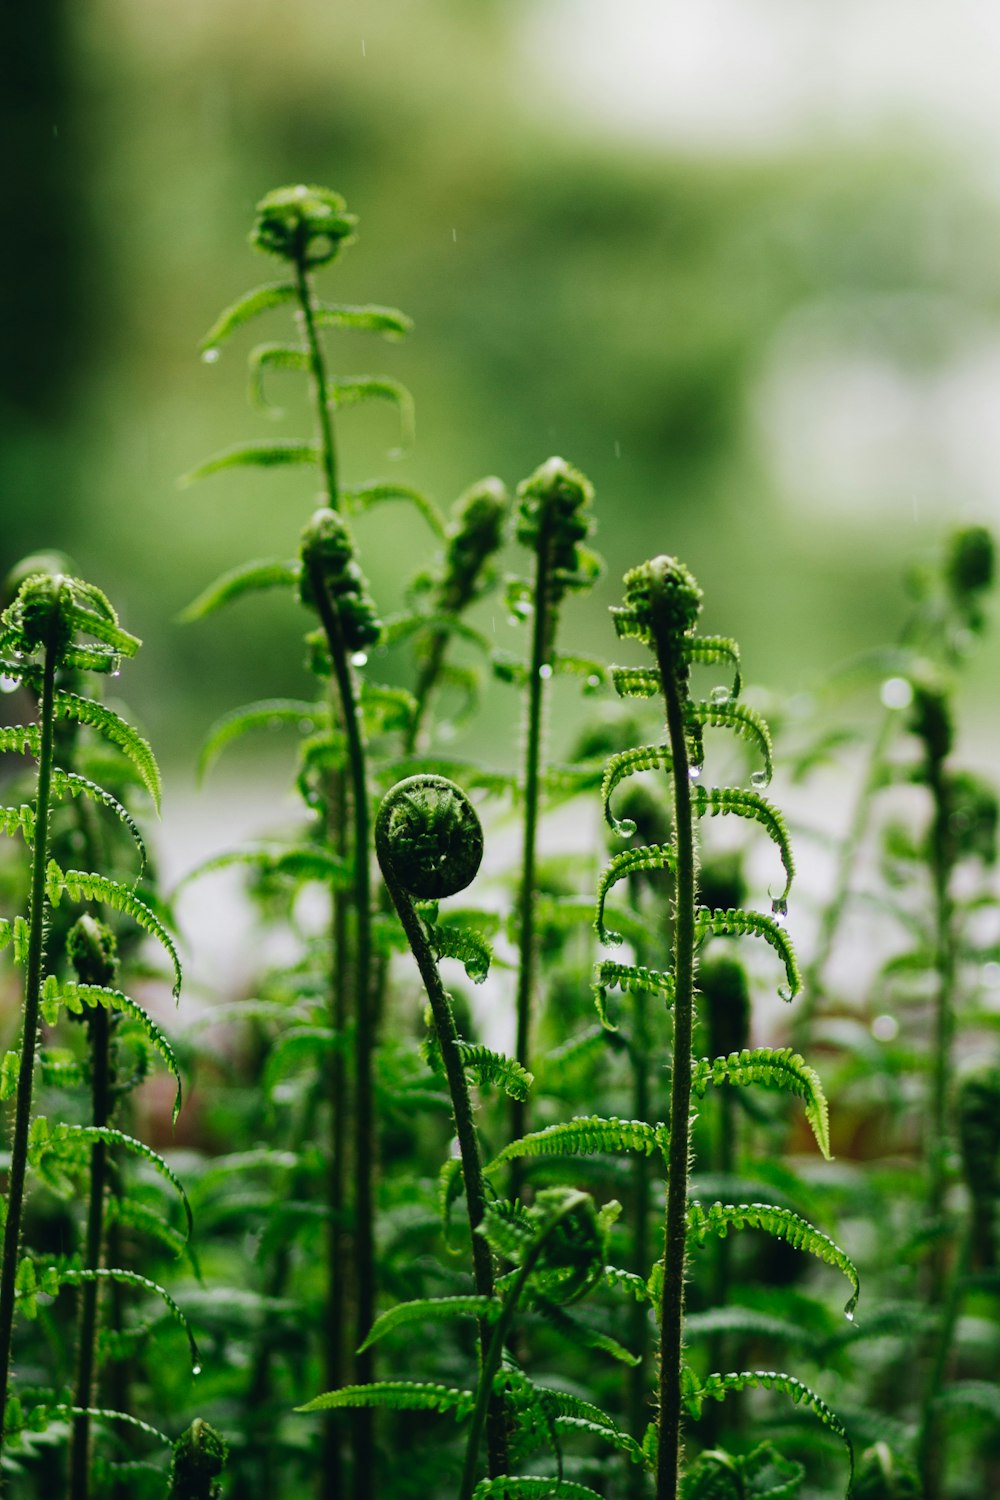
[
  {"x1": 295, "y1": 258, "x2": 339, "y2": 507},
  {"x1": 652, "y1": 585, "x2": 698, "y2": 1500},
  {"x1": 0, "y1": 633, "x2": 58, "y2": 1472},
  {"x1": 511, "y1": 522, "x2": 554, "y2": 1190},
  {"x1": 376, "y1": 854, "x2": 505, "y2": 1477}
]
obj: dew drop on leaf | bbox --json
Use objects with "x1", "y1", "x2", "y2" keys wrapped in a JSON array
[
  {"x1": 709, "y1": 686, "x2": 730, "y2": 705},
  {"x1": 351, "y1": 652, "x2": 368, "y2": 667},
  {"x1": 201, "y1": 348, "x2": 220, "y2": 365},
  {"x1": 688, "y1": 765, "x2": 702, "y2": 781},
  {"x1": 750, "y1": 770, "x2": 769, "y2": 789},
  {"x1": 539, "y1": 663, "x2": 553, "y2": 680},
  {"x1": 192, "y1": 1363, "x2": 202, "y2": 1376},
  {"x1": 880, "y1": 676, "x2": 913, "y2": 711},
  {"x1": 0, "y1": 676, "x2": 18, "y2": 695}
]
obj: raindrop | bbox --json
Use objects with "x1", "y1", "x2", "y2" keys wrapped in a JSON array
[
  {"x1": 538, "y1": 663, "x2": 553, "y2": 680},
  {"x1": 110, "y1": 668, "x2": 121, "y2": 680},
  {"x1": 0, "y1": 676, "x2": 18, "y2": 695},
  {"x1": 352, "y1": 652, "x2": 368, "y2": 667},
  {"x1": 880, "y1": 676, "x2": 913, "y2": 711},
  {"x1": 871, "y1": 1013, "x2": 898, "y2": 1042},
  {"x1": 201, "y1": 348, "x2": 220, "y2": 365},
  {"x1": 688, "y1": 765, "x2": 702, "y2": 781},
  {"x1": 586, "y1": 674, "x2": 600, "y2": 688},
  {"x1": 771, "y1": 897, "x2": 788, "y2": 921},
  {"x1": 750, "y1": 770, "x2": 769, "y2": 789},
  {"x1": 844, "y1": 1310, "x2": 854, "y2": 1324},
  {"x1": 192, "y1": 1363, "x2": 202, "y2": 1377},
  {"x1": 709, "y1": 685, "x2": 730, "y2": 705}
]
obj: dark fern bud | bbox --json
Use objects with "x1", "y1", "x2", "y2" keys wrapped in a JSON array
[
  {"x1": 945, "y1": 524, "x2": 994, "y2": 603},
  {"x1": 376, "y1": 774, "x2": 483, "y2": 900},
  {"x1": 908, "y1": 679, "x2": 952, "y2": 765},
  {"x1": 299, "y1": 509, "x2": 382, "y2": 652},
  {"x1": 2, "y1": 574, "x2": 73, "y2": 661},
  {"x1": 168, "y1": 1418, "x2": 228, "y2": 1500},
  {"x1": 67, "y1": 915, "x2": 119, "y2": 989},
  {"x1": 436, "y1": 477, "x2": 507, "y2": 612},
  {"x1": 251, "y1": 184, "x2": 356, "y2": 268},
  {"x1": 515, "y1": 457, "x2": 599, "y2": 605}
]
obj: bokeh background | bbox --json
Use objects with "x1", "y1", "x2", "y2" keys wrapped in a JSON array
[{"x1": 5, "y1": 0, "x2": 999, "y2": 776}]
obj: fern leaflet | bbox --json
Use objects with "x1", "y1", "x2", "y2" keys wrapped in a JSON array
[
  {"x1": 198, "y1": 280, "x2": 297, "y2": 349},
  {"x1": 691, "y1": 786, "x2": 794, "y2": 902},
  {"x1": 453, "y1": 1042, "x2": 533, "y2": 1101},
  {"x1": 50, "y1": 770, "x2": 146, "y2": 873},
  {"x1": 180, "y1": 439, "x2": 320, "y2": 485},
  {"x1": 53, "y1": 1268, "x2": 198, "y2": 1368},
  {"x1": 41, "y1": 978, "x2": 182, "y2": 1121},
  {"x1": 297, "y1": 1380, "x2": 474, "y2": 1419},
  {"x1": 602, "y1": 744, "x2": 673, "y2": 835},
  {"x1": 358, "y1": 1296, "x2": 498, "y2": 1352},
  {"x1": 197, "y1": 698, "x2": 331, "y2": 779},
  {"x1": 596, "y1": 844, "x2": 677, "y2": 944},
  {"x1": 685, "y1": 1370, "x2": 852, "y2": 1482},
  {"x1": 491, "y1": 1116, "x2": 667, "y2": 1168},
  {"x1": 695, "y1": 907, "x2": 800, "y2": 1000},
  {"x1": 687, "y1": 1201, "x2": 858, "y2": 1317},
  {"x1": 691, "y1": 1047, "x2": 829, "y2": 1160},
  {"x1": 344, "y1": 481, "x2": 446, "y2": 538},
  {"x1": 47, "y1": 864, "x2": 181, "y2": 996},
  {"x1": 610, "y1": 665, "x2": 661, "y2": 699},
  {"x1": 179, "y1": 558, "x2": 299, "y2": 622},
  {"x1": 688, "y1": 699, "x2": 773, "y2": 783},
  {"x1": 53, "y1": 693, "x2": 161, "y2": 811},
  {"x1": 36, "y1": 1123, "x2": 193, "y2": 1240}
]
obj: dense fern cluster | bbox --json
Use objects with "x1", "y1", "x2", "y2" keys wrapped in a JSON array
[{"x1": 0, "y1": 183, "x2": 997, "y2": 1500}]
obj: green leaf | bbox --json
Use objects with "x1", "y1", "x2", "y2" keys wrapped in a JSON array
[
  {"x1": 691, "y1": 1047, "x2": 829, "y2": 1160},
  {"x1": 50, "y1": 770, "x2": 146, "y2": 874},
  {"x1": 297, "y1": 1380, "x2": 474, "y2": 1419},
  {"x1": 686, "y1": 635, "x2": 742, "y2": 697},
  {"x1": 426, "y1": 920, "x2": 492, "y2": 984},
  {"x1": 596, "y1": 844, "x2": 677, "y2": 944},
  {"x1": 40, "y1": 1124, "x2": 192, "y2": 1240},
  {"x1": 594, "y1": 960, "x2": 675, "y2": 1030},
  {"x1": 48, "y1": 1267, "x2": 198, "y2": 1370},
  {"x1": 53, "y1": 693, "x2": 161, "y2": 812},
  {"x1": 473, "y1": 1480, "x2": 607, "y2": 1499},
  {"x1": 687, "y1": 1202, "x2": 858, "y2": 1317},
  {"x1": 692, "y1": 786, "x2": 794, "y2": 903},
  {"x1": 180, "y1": 440, "x2": 320, "y2": 486},
  {"x1": 314, "y1": 302, "x2": 413, "y2": 339},
  {"x1": 610, "y1": 665, "x2": 661, "y2": 699},
  {"x1": 47, "y1": 865, "x2": 181, "y2": 997},
  {"x1": 542, "y1": 1389, "x2": 645, "y2": 1462},
  {"x1": 197, "y1": 698, "x2": 331, "y2": 780},
  {"x1": 453, "y1": 1042, "x2": 533, "y2": 1101},
  {"x1": 0, "y1": 804, "x2": 34, "y2": 844},
  {"x1": 0, "y1": 724, "x2": 39, "y2": 758},
  {"x1": 179, "y1": 559, "x2": 299, "y2": 622},
  {"x1": 358, "y1": 1295, "x2": 497, "y2": 1352},
  {"x1": 688, "y1": 700, "x2": 773, "y2": 784},
  {"x1": 45, "y1": 981, "x2": 182, "y2": 1122},
  {"x1": 247, "y1": 342, "x2": 310, "y2": 407},
  {"x1": 328, "y1": 377, "x2": 415, "y2": 446},
  {"x1": 535, "y1": 1296, "x2": 640, "y2": 1366},
  {"x1": 695, "y1": 907, "x2": 800, "y2": 1001},
  {"x1": 685, "y1": 1371, "x2": 852, "y2": 1484},
  {"x1": 343, "y1": 482, "x2": 446, "y2": 538},
  {"x1": 199, "y1": 280, "x2": 297, "y2": 350},
  {"x1": 602, "y1": 744, "x2": 673, "y2": 835},
  {"x1": 491, "y1": 1116, "x2": 667, "y2": 1168}
]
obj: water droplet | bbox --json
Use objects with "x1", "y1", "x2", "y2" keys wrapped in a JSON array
[
  {"x1": 586, "y1": 674, "x2": 600, "y2": 688},
  {"x1": 201, "y1": 348, "x2": 220, "y2": 365},
  {"x1": 0, "y1": 675, "x2": 18, "y2": 695},
  {"x1": 750, "y1": 770, "x2": 769, "y2": 789},
  {"x1": 352, "y1": 651, "x2": 368, "y2": 667},
  {"x1": 844, "y1": 1310, "x2": 854, "y2": 1324},
  {"x1": 538, "y1": 663, "x2": 553, "y2": 680},
  {"x1": 192, "y1": 1363, "x2": 202, "y2": 1376},
  {"x1": 871, "y1": 1013, "x2": 898, "y2": 1042},
  {"x1": 709, "y1": 686, "x2": 731, "y2": 705},
  {"x1": 771, "y1": 897, "x2": 788, "y2": 921},
  {"x1": 880, "y1": 676, "x2": 913, "y2": 711},
  {"x1": 110, "y1": 668, "x2": 121, "y2": 680},
  {"x1": 688, "y1": 765, "x2": 702, "y2": 781}
]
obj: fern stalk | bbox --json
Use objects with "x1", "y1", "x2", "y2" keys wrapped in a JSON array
[
  {"x1": 647, "y1": 564, "x2": 699, "y2": 1500},
  {"x1": 0, "y1": 625, "x2": 58, "y2": 1473}
]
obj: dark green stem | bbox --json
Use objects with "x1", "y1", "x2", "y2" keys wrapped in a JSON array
[
  {"x1": 918, "y1": 1227, "x2": 970, "y2": 1499},
  {"x1": 295, "y1": 258, "x2": 339, "y2": 508},
  {"x1": 652, "y1": 590, "x2": 698, "y2": 1500},
  {"x1": 627, "y1": 977, "x2": 652, "y2": 1500},
  {"x1": 376, "y1": 846, "x2": 505, "y2": 1477},
  {"x1": 305, "y1": 560, "x2": 375, "y2": 1500},
  {"x1": 511, "y1": 522, "x2": 554, "y2": 1184},
  {"x1": 925, "y1": 751, "x2": 955, "y2": 1309},
  {"x1": 69, "y1": 1005, "x2": 111, "y2": 1500},
  {"x1": 0, "y1": 633, "x2": 58, "y2": 1473},
  {"x1": 322, "y1": 769, "x2": 350, "y2": 1498}
]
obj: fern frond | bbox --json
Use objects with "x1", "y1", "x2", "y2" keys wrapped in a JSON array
[
  {"x1": 551, "y1": 653, "x2": 607, "y2": 693},
  {"x1": 688, "y1": 700, "x2": 773, "y2": 784},
  {"x1": 685, "y1": 1370, "x2": 852, "y2": 1479},
  {"x1": 0, "y1": 804, "x2": 34, "y2": 844},
  {"x1": 180, "y1": 440, "x2": 319, "y2": 486},
  {"x1": 197, "y1": 698, "x2": 331, "y2": 779},
  {"x1": 491, "y1": 1116, "x2": 667, "y2": 1168},
  {"x1": 596, "y1": 960, "x2": 675, "y2": 1007},
  {"x1": 329, "y1": 377, "x2": 414, "y2": 445},
  {"x1": 687, "y1": 1202, "x2": 858, "y2": 1317},
  {"x1": 297, "y1": 1380, "x2": 474, "y2": 1418},
  {"x1": 199, "y1": 280, "x2": 297, "y2": 349},
  {"x1": 41, "y1": 978, "x2": 182, "y2": 1122},
  {"x1": 104, "y1": 1195, "x2": 189, "y2": 1263},
  {"x1": 47, "y1": 865, "x2": 181, "y2": 996},
  {"x1": 314, "y1": 302, "x2": 413, "y2": 339},
  {"x1": 358, "y1": 1295, "x2": 497, "y2": 1352},
  {"x1": 542, "y1": 1389, "x2": 645, "y2": 1462},
  {"x1": 474, "y1": 1480, "x2": 607, "y2": 1499},
  {"x1": 534, "y1": 1296, "x2": 639, "y2": 1366},
  {"x1": 0, "y1": 724, "x2": 39, "y2": 758},
  {"x1": 38, "y1": 1123, "x2": 193, "y2": 1239},
  {"x1": 0, "y1": 916, "x2": 30, "y2": 966},
  {"x1": 596, "y1": 844, "x2": 676, "y2": 944},
  {"x1": 602, "y1": 744, "x2": 673, "y2": 835},
  {"x1": 695, "y1": 907, "x2": 800, "y2": 1000},
  {"x1": 50, "y1": 770, "x2": 146, "y2": 873},
  {"x1": 610, "y1": 665, "x2": 661, "y2": 699},
  {"x1": 179, "y1": 559, "x2": 299, "y2": 622},
  {"x1": 686, "y1": 635, "x2": 742, "y2": 697},
  {"x1": 691, "y1": 786, "x2": 794, "y2": 902},
  {"x1": 426, "y1": 919, "x2": 492, "y2": 984},
  {"x1": 344, "y1": 481, "x2": 446, "y2": 538},
  {"x1": 28, "y1": 1403, "x2": 170, "y2": 1447},
  {"x1": 691, "y1": 1047, "x2": 829, "y2": 1160},
  {"x1": 248, "y1": 342, "x2": 310, "y2": 407},
  {"x1": 453, "y1": 1042, "x2": 532, "y2": 1101},
  {"x1": 53, "y1": 1268, "x2": 198, "y2": 1368},
  {"x1": 53, "y1": 693, "x2": 161, "y2": 811},
  {"x1": 360, "y1": 682, "x2": 417, "y2": 735}
]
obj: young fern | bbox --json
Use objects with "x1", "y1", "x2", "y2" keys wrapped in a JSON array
[{"x1": 597, "y1": 555, "x2": 850, "y2": 1498}]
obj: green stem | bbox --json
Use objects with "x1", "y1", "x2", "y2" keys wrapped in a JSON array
[
  {"x1": 925, "y1": 750, "x2": 956, "y2": 1309},
  {"x1": 376, "y1": 850, "x2": 506, "y2": 1477},
  {"x1": 0, "y1": 632, "x2": 58, "y2": 1473},
  {"x1": 511, "y1": 522, "x2": 553, "y2": 1187},
  {"x1": 295, "y1": 258, "x2": 339, "y2": 508},
  {"x1": 322, "y1": 769, "x2": 350, "y2": 1498},
  {"x1": 69, "y1": 1005, "x2": 111, "y2": 1500},
  {"x1": 306, "y1": 560, "x2": 375, "y2": 1500},
  {"x1": 917, "y1": 1227, "x2": 970, "y2": 1499},
  {"x1": 652, "y1": 588, "x2": 698, "y2": 1500},
  {"x1": 627, "y1": 978, "x2": 652, "y2": 1500}
]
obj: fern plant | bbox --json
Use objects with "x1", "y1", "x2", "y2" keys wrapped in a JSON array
[
  {"x1": 595, "y1": 555, "x2": 852, "y2": 1496},
  {"x1": 0, "y1": 570, "x2": 191, "y2": 1490}
]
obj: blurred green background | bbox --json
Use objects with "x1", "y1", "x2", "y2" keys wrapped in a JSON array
[{"x1": 5, "y1": 0, "x2": 999, "y2": 772}]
